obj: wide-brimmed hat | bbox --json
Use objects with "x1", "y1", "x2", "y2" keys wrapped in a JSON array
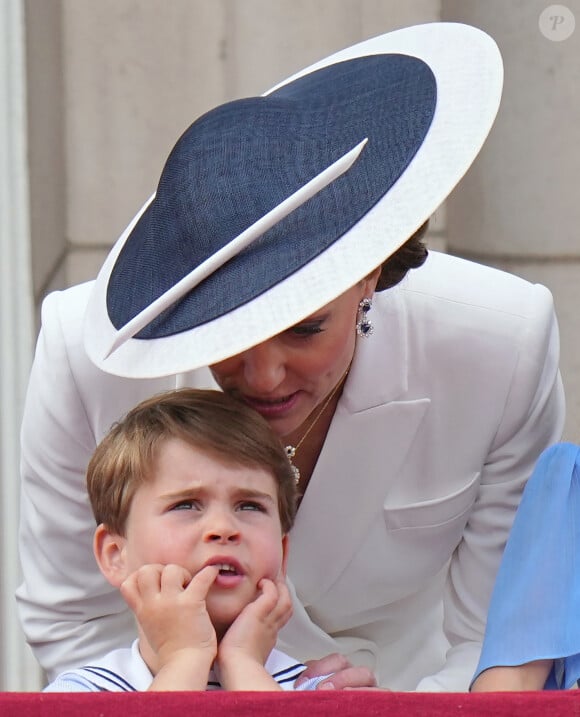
[{"x1": 85, "y1": 22, "x2": 503, "y2": 378}]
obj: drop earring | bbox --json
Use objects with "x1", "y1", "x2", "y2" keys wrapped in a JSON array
[{"x1": 356, "y1": 297, "x2": 373, "y2": 337}]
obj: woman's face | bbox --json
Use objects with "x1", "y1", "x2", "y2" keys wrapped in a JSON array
[{"x1": 210, "y1": 273, "x2": 379, "y2": 440}]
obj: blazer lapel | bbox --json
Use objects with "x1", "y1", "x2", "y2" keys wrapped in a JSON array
[{"x1": 287, "y1": 287, "x2": 431, "y2": 605}]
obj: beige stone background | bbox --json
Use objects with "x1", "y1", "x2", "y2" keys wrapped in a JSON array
[{"x1": 1, "y1": 0, "x2": 579, "y2": 691}]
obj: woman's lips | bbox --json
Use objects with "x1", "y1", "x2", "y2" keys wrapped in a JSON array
[{"x1": 240, "y1": 391, "x2": 299, "y2": 418}]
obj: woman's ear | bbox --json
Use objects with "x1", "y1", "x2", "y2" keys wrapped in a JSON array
[
  {"x1": 93, "y1": 523, "x2": 128, "y2": 588},
  {"x1": 361, "y1": 266, "x2": 382, "y2": 296}
]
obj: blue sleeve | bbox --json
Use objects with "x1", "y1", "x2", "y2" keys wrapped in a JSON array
[{"x1": 473, "y1": 443, "x2": 580, "y2": 690}]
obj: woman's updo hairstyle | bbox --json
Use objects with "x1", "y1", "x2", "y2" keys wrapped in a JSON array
[{"x1": 375, "y1": 220, "x2": 429, "y2": 291}]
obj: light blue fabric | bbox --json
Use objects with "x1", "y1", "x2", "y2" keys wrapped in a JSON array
[{"x1": 473, "y1": 443, "x2": 580, "y2": 690}]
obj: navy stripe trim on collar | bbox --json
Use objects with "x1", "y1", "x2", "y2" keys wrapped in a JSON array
[{"x1": 80, "y1": 666, "x2": 137, "y2": 692}]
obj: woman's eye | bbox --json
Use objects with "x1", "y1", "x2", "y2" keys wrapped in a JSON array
[{"x1": 289, "y1": 321, "x2": 325, "y2": 337}]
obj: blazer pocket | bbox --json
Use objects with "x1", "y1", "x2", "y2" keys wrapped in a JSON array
[{"x1": 382, "y1": 472, "x2": 481, "y2": 581}]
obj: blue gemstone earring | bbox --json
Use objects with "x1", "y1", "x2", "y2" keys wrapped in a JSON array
[{"x1": 356, "y1": 297, "x2": 374, "y2": 337}]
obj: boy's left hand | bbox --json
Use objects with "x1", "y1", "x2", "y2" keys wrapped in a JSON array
[{"x1": 218, "y1": 576, "x2": 292, "y2": 667}]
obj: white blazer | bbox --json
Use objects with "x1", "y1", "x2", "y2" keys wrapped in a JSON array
[{"x1": 16, "y1": 251, "x2": 564, "y2": 690}]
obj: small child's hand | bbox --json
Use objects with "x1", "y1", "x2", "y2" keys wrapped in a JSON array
[
  {"x1": 120, "y1": 563, "x2": 219, "y2": 673},
  {"x1": 218, "y1": 576, "x2": 293, "y2": 669}
]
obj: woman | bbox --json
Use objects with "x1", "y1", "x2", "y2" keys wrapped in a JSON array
[
  {"x1": 471, "y1": 443, "x2": 580, "y2": 692},
  {"x1": 16, "y1": 23, "x2": 564, "y2": 691}
]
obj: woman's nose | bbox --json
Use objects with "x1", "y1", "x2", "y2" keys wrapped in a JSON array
[{"x1": 241, "y1": 341, "x2": 286, "y2": 393}]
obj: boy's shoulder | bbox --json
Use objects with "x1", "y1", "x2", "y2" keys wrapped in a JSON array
[
  {"x1": 263, "y1": 649, "x2": 308, "y2": 690},
  {"x1": 263, "y1": 649, "x2": 331, "y2": 691},
  {"x1": 43, "y1": 640, "x2": 151, "y2": 692},
  {"x1": 43, "y1": 644, "x2": 319, "y2": 692}
]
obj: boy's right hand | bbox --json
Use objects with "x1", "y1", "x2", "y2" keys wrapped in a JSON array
[{"x1": 120, "y1": 563, "x2": 219, "y2": 678}]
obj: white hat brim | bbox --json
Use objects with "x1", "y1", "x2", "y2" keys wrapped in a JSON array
[{"x1": 85, "y1": 22, "x2": 502, "y2": 378}]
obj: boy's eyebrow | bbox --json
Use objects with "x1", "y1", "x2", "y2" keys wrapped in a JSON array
[
  {"x1": 232, "y1": 487, "x2": 277, "y2": 504},
  {"x1": 158, "y1": 484, "x2": 204, "y2": 502},
  {"x1": 159, "y1": 485, "x2": 277, "y2": 504}
]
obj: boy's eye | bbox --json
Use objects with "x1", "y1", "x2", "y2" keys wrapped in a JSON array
[
  {"x1": 170, "y1": 499, "x2": 199, "y2": 511},
  {"x1": 238, "y1": 501, "x2": 266, "y2": 512},
  {"x1": 289, "y1": 320, "x2": 325, "y2": 337}
]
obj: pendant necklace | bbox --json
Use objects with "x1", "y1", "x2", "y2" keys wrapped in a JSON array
[{"x1": 285, "y1": 365, "x2": 350, "y2": 484}]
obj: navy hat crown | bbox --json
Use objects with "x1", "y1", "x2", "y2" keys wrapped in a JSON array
[
  {"x1": 85, "y1": 23, "x2": 503, "y2": 378},
  {"x1": 107, "y1": 54, "x2": 436, "y2": 338}
]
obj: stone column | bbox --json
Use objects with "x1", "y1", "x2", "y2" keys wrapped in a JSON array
[
  {"x1": 442, "y1": 0, "x2": 580, "y2": 439},
  {"x1": 0, "y1": 0, "x2": 42, "y2": 692}
]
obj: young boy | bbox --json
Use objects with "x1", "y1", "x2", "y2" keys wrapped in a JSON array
[{"x1": 44, "y1": 388, "x2": 324, "y2": 692}]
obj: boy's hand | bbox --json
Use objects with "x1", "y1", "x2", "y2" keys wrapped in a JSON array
[
  {"x1": 120, "y1": 563, "x2": 219, "y2": 672},
  {"x1": 217, "y1": 576, "x2": 292, "y2": 689}
]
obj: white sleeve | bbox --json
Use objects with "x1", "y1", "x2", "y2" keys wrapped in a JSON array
[
  {"x1": 43, "y1": 673, "x2": 102, "y2": 693},
  {"x1": 16, "y1": 289, "x2": 136, "y2": 680},
  {"x1": 416, "y1": 284, "x2": 565, "y2": 691},
  {"x1": 294, "y1": 674, "x2": 333, "y2": 691}
]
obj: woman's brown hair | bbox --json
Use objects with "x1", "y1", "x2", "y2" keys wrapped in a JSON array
[{"x1": 375, "y1": 221, "x2": 429, "y2": 291}]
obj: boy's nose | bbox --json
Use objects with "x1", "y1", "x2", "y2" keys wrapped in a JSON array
[{"x1": 203, "y1": 511, "x2": 241, "y2": 544}]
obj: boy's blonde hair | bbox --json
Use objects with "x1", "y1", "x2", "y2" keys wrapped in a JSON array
[{"x1": 87, "y1": 389, "x2": 297, "y2": 535}]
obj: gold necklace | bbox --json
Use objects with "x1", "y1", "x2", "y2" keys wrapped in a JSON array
[{"x1": 285, "y1": 365, "x2": 350, "y2": 484}]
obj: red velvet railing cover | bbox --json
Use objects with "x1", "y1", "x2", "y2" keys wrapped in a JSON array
[{"x1": 1, "y1": 690, "x2": 580, "y2": 717}]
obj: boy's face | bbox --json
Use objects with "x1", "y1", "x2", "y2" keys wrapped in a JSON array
[{"x1": 102, "y1": 436, "x2": 288, "y2": 637}]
